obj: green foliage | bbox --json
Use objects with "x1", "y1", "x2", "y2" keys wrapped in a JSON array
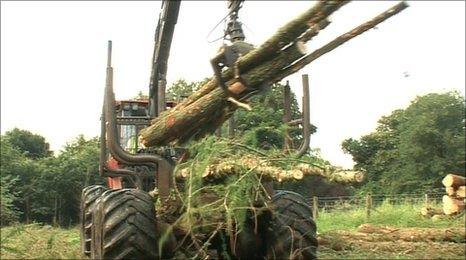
[
  {"x1": 235, "y1": 83, "x2": 316, "y2": 149},
  {"x1": 1, "y1": 136, "x2": 39, "y2": 223},
  {"x1": 177, "y1": 137, "x2": 267, "y2": 231},
  {"x1": 4, "y1": 128, "x2": 52, "y2": 159},
  {"x1": 1, "y1": 130, "x2": 104, "y2": 226},
  {"x1": 243, "y1": 126, "x2": 284, "y2": 150},
  {"x1": 166, "y1": 78, "x2": 209, "y2": 102},
  {"x1": 33, "y1": 135, "x2": 104, "y2": 224},
  {"x1": 1, "y1": 176, "x2": 20, "y2": 226},
  {"x1": 342, "y1": 91, "x2": 466, "y2": 194},
  {"x1": 317, "y1": 199, "x2": 465, "y2": 233},
  {"x1": 133, "y1": 91, "x2": 148, "y2": 100},
  {"x1": 174, "y1": 136, "x2": 338, "y2": 243}
]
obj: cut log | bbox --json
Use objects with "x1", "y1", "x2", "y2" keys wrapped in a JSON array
[
  {"x1": 420, "y1": 206, "x2": 443, "y2": 218},
  {"x1": 235, "y1": 0, "x2": 348, "y2": 73},
  {"x1": 431, "y1": 214, "x2": 447, "y2": 222},
  {"x1": 446, "y1": 186, "x2": 456, "y2": 196},
  {"x1": 200, "y1": 158, "x2": 305, "y2": 183},
  {"x1": 139, "y1": 1, "x2": 408, "y2": 147},
  {"x1": 442, "y1": 195, "x2": 465, "y2": 215},
  {"x1": 456, "y1": 186, "x2": 466, "y2": 198},
  {"x1": 442, "y1": 174, "x2": 466, "y2": 188},
  {"x1": 177, "y1": 157, "x2": 365, "y2": 184},
  {"x1": 296, "y1": 164, "x2": 365, "y2": 183}
]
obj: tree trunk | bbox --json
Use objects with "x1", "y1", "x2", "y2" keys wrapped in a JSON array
[
  {"x1": 442, "y1": 174, "x2": 466, "y2": 188},
  {"x1": 234, "y1": 1, "x2": 348, "y2": 73},
  {"x1": 25, "y1": 196, "x2": 30, "y2": 224},
  {"x1": 53, "y1": 196, "x2": 58, "y2": 227},
  {"x1": 272, "y1": 1, "x2": 409, "y2": 83},
  {"x1": 58, "y1": 198, "x2": 62, "y2": 226}
]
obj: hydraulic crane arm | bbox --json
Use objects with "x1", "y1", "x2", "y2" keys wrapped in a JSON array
[{"x1": 148, "y1": 0, "x2": 181, "y2": 118}]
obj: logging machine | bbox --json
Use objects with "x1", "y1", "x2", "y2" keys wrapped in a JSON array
[{"x1": 80, "y1": 1, "x2": 316, "y2": 259}]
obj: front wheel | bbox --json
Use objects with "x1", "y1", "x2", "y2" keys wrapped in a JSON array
[
  {"x1": 91, "y1": 188, "x2": 162, "y2": 259},
  {"x1": 266, "y1": 190, "x2": 318, "y2": 260},
  {"x1": 80, "y1": 185, "x2": 107, "y2": 258}
]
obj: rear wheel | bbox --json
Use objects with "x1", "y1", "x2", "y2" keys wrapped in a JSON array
[
  {"x1": 266, "y1": 190, "x2": 318, "y2": 260},
  {"x1": 80, "y1": 185, "x2": 107, "y2": 257},
  {"x1": 91, "y1": 188, "x2": 161, "y2": 259}
]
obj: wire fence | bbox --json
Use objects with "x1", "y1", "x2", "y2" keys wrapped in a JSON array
[{"x1": 306, "y1": 188, "x2": 446, "y2": 214}]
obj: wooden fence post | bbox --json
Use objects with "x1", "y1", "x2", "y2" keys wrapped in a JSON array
[
  {"x1": 312, "y1": 196, "x2": 318, "y2": 220},
  {"x1": 365, "y1": 193, "x2": 372, "y2": 221},
  {"x1": 424, "y1": 193, "x2": 429, "y2": 208}
]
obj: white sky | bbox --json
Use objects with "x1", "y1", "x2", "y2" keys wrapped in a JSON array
[{"x1": 1, "y1": 1, "x2": 465, "y2": 168}]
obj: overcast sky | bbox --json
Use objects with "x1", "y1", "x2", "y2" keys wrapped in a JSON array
[{"x1": 1, "y1": 1, "x2": 465, "y2": 168}]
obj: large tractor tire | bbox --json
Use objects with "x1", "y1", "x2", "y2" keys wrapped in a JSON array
[
  {"x1": 80, "y1": 185, "x2": 107, "y2": 258},
  {"x1": 266, "y1": 190, "x2": 318, "y2": 260},
  {"x1": 91, "y1": 188, "x2": 161, "y2": 260}
]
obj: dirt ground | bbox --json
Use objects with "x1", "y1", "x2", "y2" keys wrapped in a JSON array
[
  {"x1": 318, "y1": 224, "x2": 466, "y2": 259},
  {"x1": 1, "y1": 223, "x2": 465, "y2": 259}
]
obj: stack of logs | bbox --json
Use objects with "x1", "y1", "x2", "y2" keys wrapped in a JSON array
[
  {"x1": 442, "y1": 174, "x2": 465, "y2": 215},
  {"x1": 421, "y1": 174, "x2": 465, "y2": 220}
]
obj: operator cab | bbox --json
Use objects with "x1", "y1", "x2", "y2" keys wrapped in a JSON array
[
  {"x1": 106, "y1": 98, "x2": 177, "y2": 189},
  {"x1": 115, "y1": 99, "x2": 176, "y2": 153}
]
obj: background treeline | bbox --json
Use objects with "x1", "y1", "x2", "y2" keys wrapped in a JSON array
[
  {"x1": 1, "y1": 131, "x2": 105, "y2": 226},
  {"x1": 342, "y1": 91, "x2": 465, "y2": 195},
  {"x1": 1, "y1": 79, "x2": 464, "y2": 227}
]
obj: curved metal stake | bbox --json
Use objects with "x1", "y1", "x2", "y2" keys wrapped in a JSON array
[{"x1": 102, "y1": 40, "x2": 173, "y2": 199}]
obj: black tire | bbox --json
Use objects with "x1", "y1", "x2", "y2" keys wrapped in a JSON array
[
  {"x1": 91, "y1": 188, "x2": 160, "y2": 260},
  {"x1": 80, "y1": 185, "x2": 107, "y2": 258},
  {"x1": 266, "y1": 190, "x2": 318, "y2": 260}
]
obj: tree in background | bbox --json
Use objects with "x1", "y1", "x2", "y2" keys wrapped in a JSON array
[
  {"x1": 166, "y1": 78, "x2": 210, "y2": 102},
  {"x1": 342, "y1": 91, "x2": 465, "y2": 194},
  {"x1": 237, "y1": 83, "x2": 311, "y2": 150},
  {"x1": 4, "y1": 128, "x2": 52, "y2": 159},
  {"x1": 34, "y1": 135, "x2": 104, "y2": 225},
  {"x1": 1, "y1": 131, "x2": 103, "y2": 226},
  {"x1": 0, "y1": 136, "x2": 39, "y2": 223},
  {"x1": 1, "y1": 175, "x2": 20, "y2": 226}
]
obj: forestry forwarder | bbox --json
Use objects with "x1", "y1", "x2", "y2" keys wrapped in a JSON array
[{"x1": 80, "y1": 1, "x2": 316, "y2": 259}]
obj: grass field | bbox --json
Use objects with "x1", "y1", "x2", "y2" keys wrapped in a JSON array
[
  {"x1": 1, "y1": 202, "x2": 464, "y2": 259},
  {"x1": 0, "y1": 223, "x2": 81, "y2": 259},
  {"x1": 317, "y1": 200, "x2": 465, "y2": 233}
]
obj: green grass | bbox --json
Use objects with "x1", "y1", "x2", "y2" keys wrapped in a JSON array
[
  {"x1": 316, "y1": 200, "x2": 465, "y2": 259},
  {"x1": 0, "y1": 223, "x2": 81, "y2": 259},
  {"x1": 1, "y1": 202, "x2": 464, "y2": 259},
  {"x1": 317, "y1": 200, "x2": 465, "y2": 233}
]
